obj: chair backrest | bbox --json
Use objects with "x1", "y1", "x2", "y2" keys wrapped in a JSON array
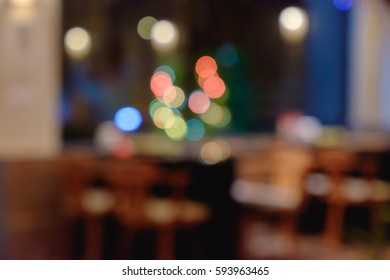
[
  {"x1": 236, "y1": 153, "x2": 270, "y2": 183},
  {"x1": 107, "y1": 161, "x2": 161, "y2": 225},
  {"x1": 268, "y1": 145, "x2": 313, "y2": 191},
  {"x1": 234, "y1": 143, "x2": 313, "y2": 209},
  {"x1": 359, "y1": 151, "x2": 380, "y2": 180},
  {"x1": 315, "y1": 148, "x2": 355, "y2": 180},
  {"x1": 159, "y1": 167, "x2": 190, "y2": 201},
  {"x1": 58, "y1": 156, "x2": 99, "y2": 216},
  {"x1": 315, "y1": 148, "x2": 355, "y2": 203},
  {"x1": 237, "y1": 144, "x2": 312, "y2": 187}
]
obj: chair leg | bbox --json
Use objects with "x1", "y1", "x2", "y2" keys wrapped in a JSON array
[
  {"x1": 370, "y1": 203, "x2": 385, "y2": 235},
  {"x1": 84, "y1": 217, "x2": 104, "y2": 260},
  {"x1": 156, "y1": 227, "x2": 175, "y2": 260},
  {"x1": 280, "y1": 214, "x2": 299, "y2": 256},
  {"x1": 323, "y1": 204, "x2": 345, "y2": 248},
  {"x1": 116, "y1": 228, "x2": 137, "y2": 259}
]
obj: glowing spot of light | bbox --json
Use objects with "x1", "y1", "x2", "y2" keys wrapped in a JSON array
[
  {"x1": 186, "y1": 119, "x2": 205, "y2": 142},
  {"x1": 333, "y1": 0, "x2": 353, "y2": 11},
  {"x1": 203, "y1": 76, "x2": 226, "y2": 99},
  {"x1": 94, "y1": 121, "x2": 123, "y2": 154},
  {"x1": 162, "y1": 86, "x2": 186, "y2": 108},
  {"x1": 137, "y1": 16, "x2": 157, "y2": 40},
  {"x1": 294, "y1": 116, "x2": 323, "y2": 144},
  {"x1": 153, "y1": 107, "x2": 175, "y2": 129},
  {"x1": 200, "y1": 140, "x2": 231, "y2": 165},
  {"x1": 216, "y1": 44, "x2": 239, "y2": 68},
  {"x1": 276, "y1": 112, "x2": 322, "y2": 144},
  {"x1": 201, "y1": 103, "x2": 231, "y2": 128},
  {"x1": 280, "y1": 7, "x2": 305, "y2": 31},
  {"x1": 64, "y1": 27, "x2": 92, "y2": 60},
  {"x1": 195, "y1": 56, "x2": 218, "y2": 78},
  {"x1": 114, "y1": 107, "x2": 142, "y2": 132},
  {"x1": 279, "y1": 7, "x2": 308, "y2": 44},
  {"x1": 151, "y1": 20, "x2": 179, "y2": 52},
  {"x1": 188, "y1": 90, "x2": 211, "y2": 114},
  {"x1": 154, "y1": 65, "x2": 176, "y2": 82},
  {"x1": 150, "y1": 71, "x2": 173, "y2": 98},
  {"x1": 164, "y1": 116, "x2": 187, "y2": 141},
  {"x1": 149, "y1": 99, "x2": 166, "y2": 118}
]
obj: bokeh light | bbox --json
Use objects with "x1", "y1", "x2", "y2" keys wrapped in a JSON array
[
  {"x1": 294, "y1": 116, "x2": 322, "y2": 144},
  {"x1": 306, "y1": 173, "x2": 330, "y2": 196},
  {"x1": 197, "y1": 75, "x2": 207, "y2": 89},
  {"x1": 216, "y1": 44, "x2": 239, "y2": 68},
  {"x1": 333, "y1": 0, "x2": 353, "y2": 11},
  {"x1": 150, "y1": 71, "x2": 173, "y2": 98},
  {"x1": 64, "y1": 27, "x2": 92, "y2": 60},
  {"x1": 151, "y1": 20, "x2": 177, "y2": 44},
  {"x1": 149, "y1": 99, "x2": 162, "y2": 114},
  {"x1": 279, "y1": 7, "x2": 308, "y2": 44},
  {"x1": 201, "y1": 103, "x2": 223, "y2": 126},
  {"x1": 201, "y1": 103, "x2": 231, "y2": 128},
  {"x1": 199, "y1": 140, "x2": 231, "y2": 165},
  {"x1": 188, "y1": 91, "x2": 211, "y2": 114},
  {"x1": 276, "y1": 111, "x2": 300, "y2": 140},
  {"x1": 186, "y1": 119, "x2": 205, "y2": 141},
  {"x1": 162, "y1": 86, "x2": 185, "y2": 108},
  {"x1": 112, "y1": 137, "x2": 135, "y2": 159},
  {"x1": 164, "y1": 116, "x2": 187, "y2": 140},
  {"x1": 203, "y1": 76, "x2": 226, "y2": 99},
  {"x1": 94, "y1": 121, "x2": 123, "y2": 154},
  {"x1": 154, "y1": 65, "x2": 176, "y2": 82},
  {"x1": 279, "y1": 7, "x2": 305, "y2": 31},
  {"x1": 151, "y1": 20, "x2": 179, "y2": 52},
  {"x1": 149, "y1": 99, "x2": 165, "y2": 118},
  {"x1": 137, "y1": 16, "x2": 157, "y2": 40},
  {"x1": 217, "y1": 107, "x2": 232, "y2": 128},
  {"x1": 277, "y1": 112, "x2": 322, "y2": 144},
  {"x1": 152, "y1": 106, "x2": 175, "y2": 129},
  {"x1": 114, "y1": 107, "x2": 143, "y2": 132},
  {"x1": 195, "y1": 56, "x2": 218, "y2": 78}
]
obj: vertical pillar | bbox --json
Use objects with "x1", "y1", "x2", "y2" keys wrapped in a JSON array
[
  {"x1": 0, "y1": 0, "x2": 62, "y2": 159},
  {"x1": 306, "y1": 0, "x2": 347, "y2": 125},
  {"x1": 348, "y1": 0, "x2": 390, "y2": 130},
  {"x1": 378, "y1": 12, "x2": 390, "y2": 130}
]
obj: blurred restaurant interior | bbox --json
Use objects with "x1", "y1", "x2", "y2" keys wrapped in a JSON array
[{"x1": 1, "y1": 0, "x2": 390, "y2": 259}]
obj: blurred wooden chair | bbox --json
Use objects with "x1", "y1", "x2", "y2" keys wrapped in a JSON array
[
  {"x1": 232, "y1": 143, "x2": 313, "y2": 255},
  {"x1": 358, "y1": 152, "x2": 390, "y2": 237},
  {"x1": 316, "y1": 148, "x2": 390, "y2": 249},
  {"x1": 109, "y1": 162, "x2": 210, "y2": 259},
  {"x1": 315, "y1": 148, "x2": 355, "y2": 247},
  {"x1": 59, "y1": 157, "x2": 115, "y2": 259}
]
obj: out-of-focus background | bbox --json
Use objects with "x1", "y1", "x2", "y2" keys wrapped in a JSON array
[{"x1": 1, "y1": 0, "x2": 390, "y2": 259}]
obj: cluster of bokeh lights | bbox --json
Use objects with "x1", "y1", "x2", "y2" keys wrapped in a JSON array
[
  {"x1": 148, "y1": 56, "x2": 231, "y2": 148},
  {"x1": 149, "y1": 68, "x2": 187, "y2": 141},
  {"x1": 89, "y1": 16, "x2": 234, "y2": 162}
]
